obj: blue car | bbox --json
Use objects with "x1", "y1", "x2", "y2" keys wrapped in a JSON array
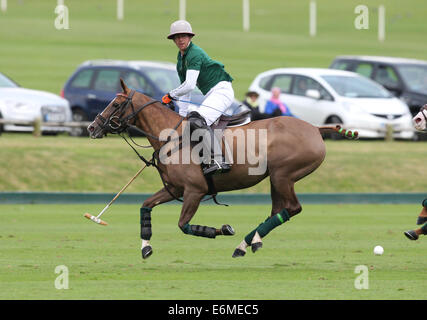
[{"x1": 62, "y1": 60, "x2": 245, "y2": 136}]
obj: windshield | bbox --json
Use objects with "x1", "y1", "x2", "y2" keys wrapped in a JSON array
[
  {"x1": 396, "y1": 64, "x2": 427, "y2": 95},
  {"x1": 0, "y1": 73, "x2": 18, "y2": 88},
  {"x1": 321, "y1": 75, "x2": 392, "y2": 98},
  {"x1": 141, "y1": 67, "x2": 181, "y2": 93}
]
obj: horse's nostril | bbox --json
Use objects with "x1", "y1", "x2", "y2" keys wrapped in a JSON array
[{"x1": 88, "y1": 126, "x2": 95, "y2": 132}]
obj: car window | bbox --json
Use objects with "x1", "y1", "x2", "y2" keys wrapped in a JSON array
[
  {"x1": 70, "y1": 69, "x2": 94, "y2": 88},
  {"x1": 270, "y1": 75, "x2": 292, "y2": 93},
  {"x1": 331, "y1": 60, "x2": 352, "y2": 70},
  {"x1": 292, "y1": 75, "x2": 333, "y2": 100},
  {"x1": 396, "y1": 64, "x2": 427, "y2": 95},
  {"x1": 322, "y1": 75, "x2": 392, "y2": 98},
  {"x1": 374, "y1": 65, "x2": 399, "y2": 88},
  {"x1": 259, "y1": 76, "x2": 272, "y2": 90},
  {"x1": 0, "y1": 73, "x2": 18, "y2": 88},
  {"x1": 93, "y1": 69, "x2": 120, "y2": 92},
  {"x1": 355, "y1": 63, "x2": 374, "y2": 78},
  {"x1": 123, "y1": 72, "x2": 155, "y2": 96},
  {"x1": 141, "y1": 67, "x2": 181, "y2": 93}
]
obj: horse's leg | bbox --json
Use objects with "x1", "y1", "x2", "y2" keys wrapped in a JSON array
[
  {"x1": 404, "y1": 198, "x2": 427, "y2": 240},
  {"x1": 416, "y1": 198, "x2": 427, "y2": 225},
  {"x1": 178, "y1": 190, "x2": 234, "y2": 239},
  {"x1": 140, "y1": 186, "x2": 182, "y2": 259},
  {"x1": 233, "y1": 176, "x2": 301, "y2": 258}
]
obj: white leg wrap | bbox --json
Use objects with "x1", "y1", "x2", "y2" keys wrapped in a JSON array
[
  {"x1": 251, "y1": 231, "x2": 262, "y2": 245},
  {"x1": 237, "y1": 240, "x2": 248, "y2": 252},
  {"x1": 141, "y1": 239, "x2": 150, "y2": 249}
]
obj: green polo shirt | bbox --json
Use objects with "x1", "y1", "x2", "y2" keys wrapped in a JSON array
[{"x1": 176, "y1": 42, "x2": 233, "y2": 95}]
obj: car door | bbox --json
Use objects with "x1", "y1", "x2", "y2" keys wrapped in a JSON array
[
  {"x1": 65, "y1": 68, "x2": 95, "y2": 111},
  {"x1": 283, "y1": 75, "x2": 335, "y2": 125},
  {"x1": 87, "y1": 68, "x2": 122, "y2": 119}
]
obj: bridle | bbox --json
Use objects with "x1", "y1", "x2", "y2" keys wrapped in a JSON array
[
  {"x1": 92, "y1": 89, "x2": 227, "y2": 206},
  {"x1": 94, "y1": 90, "x2": 158, "y2": 137},
  {"x1": 421, "y1": 105, "x2": 427, "y2": 125}
]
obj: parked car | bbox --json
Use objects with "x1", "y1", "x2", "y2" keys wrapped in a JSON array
[
  {"x1": 248, "y1": 68, "x2": 415, "y2": 140},
  {"x1": 62, "y1": 60, "x2": 245, "y2": 136},
  {"x1": 330, "y1": 55, "x2": 427, "y2": 117},
  {"x1": 0, "y1": 72, "x2": 72, "y2": 135}
]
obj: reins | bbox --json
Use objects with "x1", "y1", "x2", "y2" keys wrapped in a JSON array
[{"x1": 105, "y1": 90, "x2": 227, "y2": 206}]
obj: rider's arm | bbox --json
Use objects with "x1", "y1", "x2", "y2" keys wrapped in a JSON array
[{"x1": 169, "y1": 69, "x2": 200, "y2": 99}]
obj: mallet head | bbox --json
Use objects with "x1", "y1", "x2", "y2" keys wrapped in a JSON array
[{"x1": 84, "y1": 213, "x2": 108, "y2": 226}]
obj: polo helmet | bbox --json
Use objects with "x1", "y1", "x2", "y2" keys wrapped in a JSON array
[{"x1": 167, "y1": 20, "x2": 195, "y2": 39}]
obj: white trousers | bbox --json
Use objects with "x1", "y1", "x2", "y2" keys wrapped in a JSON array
[{"x1": 178, "y1": 81, "x2": 235, "y2": 126}]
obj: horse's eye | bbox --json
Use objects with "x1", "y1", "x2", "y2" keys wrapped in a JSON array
[{"x1": 112, "y1": 103, "x2": 119, "y2": 108}]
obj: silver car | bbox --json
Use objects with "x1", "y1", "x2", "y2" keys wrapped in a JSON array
[{"x1": 0, "y1": 73, "x2": 72, "y2": 134}]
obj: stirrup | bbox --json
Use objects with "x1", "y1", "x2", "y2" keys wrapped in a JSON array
[{"x1": 202, "y1": 159, "x2": 231, "y2": 176}]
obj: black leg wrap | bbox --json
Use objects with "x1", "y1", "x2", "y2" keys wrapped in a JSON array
[
  {"x1": 421, "y1": 223, "x2": 427, "y2": 235},
  {"x1": 140, "y1": 207, "x2": 152, "y2": 240},
  {"x1": 191, "y1": 225, "x2": 217, "y2": 239}
]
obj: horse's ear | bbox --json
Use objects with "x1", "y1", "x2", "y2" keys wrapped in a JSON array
[{"x1": 119, "y1": 78, "x2": 130, "y2": 94}]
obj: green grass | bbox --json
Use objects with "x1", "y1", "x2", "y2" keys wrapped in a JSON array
[
  {"x1": 0, "y1": 203, "x2": 426, "y2": 299},
  {"x1": 0, "y1": 133, "x2": 425, "y2": 193},
  {"x1": 1, "y1": 0, "x2": 427, "y2": 99}
]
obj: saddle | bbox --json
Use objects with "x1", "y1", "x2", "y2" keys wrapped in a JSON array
[{"x1": 211, "y1": 110, "x2": 252, "y2": 131}]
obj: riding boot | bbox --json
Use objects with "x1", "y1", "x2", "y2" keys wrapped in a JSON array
[
  {"x1": 187, "y1": 111, "x2": 231, "y2": 176},
  {"x1": 202, "y1": 126, "x2": 231, "y2": 176}
]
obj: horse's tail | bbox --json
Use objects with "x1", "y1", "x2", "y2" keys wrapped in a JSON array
[{"x1": 318, "y1": 125, "x2": 359, "y2": 140}]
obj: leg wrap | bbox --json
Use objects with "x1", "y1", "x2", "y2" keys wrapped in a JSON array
[
  {"x1": 180, "y1": 223, "x2": 216, "y2": 239},
  {"x1": 244, "y1": 209, "x2": 290, "y2": 245},
  {"x1": 140, "y1": 207, "x2": 152, "y2": 240},
  {"x1": 421, "y1": 223, "x2": 427, "y2": 235},
  {"x1": 422, "y1": 198, "x2": 427, "y2": 208}
]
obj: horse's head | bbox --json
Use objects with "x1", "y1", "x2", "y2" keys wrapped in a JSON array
[
  {"x1": 413, "y1": 104, "x2": 427, "y2": 132},
  {"x1": 87, "y1": 79, "x2": 135, "y2": 139}
]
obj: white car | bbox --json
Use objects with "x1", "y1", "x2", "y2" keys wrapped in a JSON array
[
  {"x1": 248, "y1": 68, "x2": 415, "y2": 139},
  {"x1": 0, "y1": 73, "x2": 72, "y2": 134}
]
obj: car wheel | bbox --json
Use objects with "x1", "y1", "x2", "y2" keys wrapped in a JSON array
[
  {"x1": 70, "y1": 109, "x2": 88, "y2": 137},
  {"x1": 325, "y1": 116, "x2": 343, "y2": 140}
]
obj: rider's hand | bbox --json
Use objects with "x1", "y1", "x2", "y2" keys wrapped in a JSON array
[{"x1": 162, "y1": 93, "x2": 173, "y2": 104}]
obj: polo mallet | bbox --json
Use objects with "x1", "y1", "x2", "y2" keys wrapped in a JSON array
[{"x1": 84, "y1": 164, "x2": 147, "y2": 226}]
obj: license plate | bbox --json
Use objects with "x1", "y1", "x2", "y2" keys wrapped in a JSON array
[{"x1": 45, "y1": 113, "x2": 66, "y2": 122}]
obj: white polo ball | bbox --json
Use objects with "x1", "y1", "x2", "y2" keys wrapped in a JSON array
[{"x1": 373, "y1": 245, "x2": 384, "y2": 255}]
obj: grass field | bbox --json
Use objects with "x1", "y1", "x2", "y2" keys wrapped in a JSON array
[
  {"x1": 0, "y1": 203, "x2": 426, "y2": 300},
  {"x1": 0, "y1": 133, "x2": 426, "y2": 193},
  {"x1": 1, "y1": 1, "x2": 427, "y2": 302},
  {"x1": 1, "y1": 0, "x2": 427, "y2": 99}
]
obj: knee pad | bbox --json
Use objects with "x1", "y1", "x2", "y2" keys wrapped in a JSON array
[{"x1": 188, "y1": 111, "x2": 207, "y2": 132}]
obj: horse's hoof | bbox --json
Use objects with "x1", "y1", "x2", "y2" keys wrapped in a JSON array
[
  {"x1": 142, "y1": 246, "x2": 153, "y2": 259},
  {"x1": 416, "y1": 216, "x2": 427, "y2": 225},
  {"x1": 221, "y1": 224, "x2": 235, "y2": 236},
  {"x1": 232, "y1": 248, "x2": 246, "y2": 258},
  {"x1": 404, "y1": 230, "x2": 418, "y2": 241},
  {"x1": 251, "y1": 242, "x2": 262, "y2": 253}
]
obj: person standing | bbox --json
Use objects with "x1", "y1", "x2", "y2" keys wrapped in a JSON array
[{"x1": 162, "y1": 20, "x2": 234, "y2": 176}]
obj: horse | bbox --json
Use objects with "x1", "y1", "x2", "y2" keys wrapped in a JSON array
[
  {"x1": 403, "y1": 104, "x2": 427, "y2": 240},
  {"x1": 87, "y1": 79, "x2": 357, "y2": 259},
  {"x1": 413, "y1": 104, "x2": 427, "y2": 132}
]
